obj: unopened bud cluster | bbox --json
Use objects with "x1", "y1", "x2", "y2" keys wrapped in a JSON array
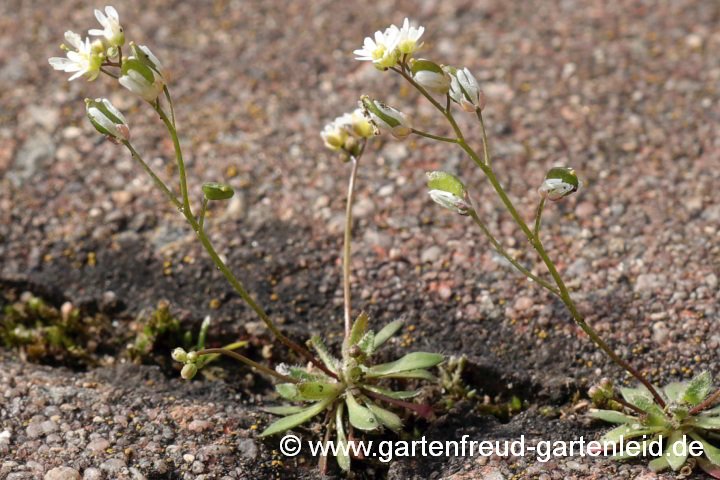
[
  {"x1": 172, "y1": 347, "x2": 205, "y2": 380},
  {"x1": 321, "y1": 108, "x2": 374, "y2": 156}
]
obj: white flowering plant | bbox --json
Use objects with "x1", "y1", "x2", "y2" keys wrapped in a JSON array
[
  {"x1": 348, "y1": 16, "x2": 720, "y2": 477},
  {"x1": 49, "y1": 6, "x2": 444, "y2": 476}
]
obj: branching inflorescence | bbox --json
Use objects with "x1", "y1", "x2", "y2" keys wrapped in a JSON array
[{"x1": 49, "y1": 7, "x2": 445, "y2": 474}]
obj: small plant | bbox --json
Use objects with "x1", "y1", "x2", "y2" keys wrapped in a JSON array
[
  {"x1": 48, "y1": 6, "x2": 444, "y2": 474},
  {"x1": 349, "y1": 16, "x2": 720, "y2": 475},
  {"x1": 588, "y1": 373, "x2": 720, "y2": 477}
]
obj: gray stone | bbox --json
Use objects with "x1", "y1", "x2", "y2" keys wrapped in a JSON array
[
  {"x1": 86, "y1": 437, "x2": 110, "y2": 452},
  {"x1": 634, "y1": 274, "x2": 667, "y2": 292},
  {"x1": 82, "y1": 468, "x2": 103, "y2": 480},
  {"x1": 421, "y1": 246, "x2": 443, "y2": 263},
  {"x1": 237, "y1": 438, "x2": 258, "y2": 460},
  {"x1": 99, "y1": 458, "x2": 126, "y2": 475},
  {"x1": 45, "y1": 467, "x2": 81, "y2": 480}
]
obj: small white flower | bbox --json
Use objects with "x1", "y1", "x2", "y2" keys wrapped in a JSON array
[
  {"x1": 48, "y1": 31, "x2": 103, "y2": 81},
  {"x1": 412, "y1": 59, "x2": 451, "y2": 94},
  {"x1": 320, "y1": 122, "x2": 348, "y2": 151},
  {"x1": 89, "y1": 6, "x2": 125, "y2": 47},
  {"x1": 133, "y1": 44, "x2": 168, "y2": 80},
  {"x1": 353, "y1": 28, "x2": 400, "y2": 69},
  {"x1": 119, "y1": 58, "x2": 165, "y2": 102},
  {"x1": 428, "y1": 190, "x2": 471, "y2": 215},
  {"x1": 396, "y1": 18, "x2": 424, "y2": 55},
  {"x1": 449, "y1": 67, "x2": 487, "y2": 112}
]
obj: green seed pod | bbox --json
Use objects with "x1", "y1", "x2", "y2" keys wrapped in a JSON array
[
  {"x1": 202, "y1": 182, "x2": 235, "y2": 200},
  {"x1": 538, "y1": 167, "x2": 580, "y2": 201}
]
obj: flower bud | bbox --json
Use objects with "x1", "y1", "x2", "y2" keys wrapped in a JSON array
[
  {"x1": 426, "y1": 171, "x2": 472, "y2": 215},
  {"x1": 186, "y1": 351, "x2": 199, "y2": 363},
  {"x1": 85, "y1": 98, "x2": 130, "y2": 143},
  {"x1": 588, "y1": 386, "x2": 605, "y2": 404},
  {"x1": 538, "y1": 167, "x2": 580, "y2": 201},
  {"x1": 130, "y1": 43, "x2": 169, "y2": 81},
  {"x1": 359, "y1": 96, "x2": 413, "y2": 140},
  {"x1": 202, "y1": 182, "x2": 235, "y2": 200},
  {"x1": 181, "y1": 363, "x2": 198, "y2": 380},
  {"x1": 448, "y1": 67, "x2": 487, "y2": 112},
  {"x1": 411, "y1": 59, "x2": 451, "y2": 94},
  {"x1": 119, "y1": 58, "x2": 165, "y2": 102},
  {"x1": 350, "y1": 109, "x2": 374, "y2": 138},
  {"x1": 320, "y1": 122, "x2": 348, "y2": 151},
  {"x1": 171, "y1": 348, "x2": 187, "y2": 363}
]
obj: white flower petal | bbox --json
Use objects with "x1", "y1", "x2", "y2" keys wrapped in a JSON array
[
  {"x1": 94, "y1": 9, "x2": 109, "y2": 27},
  {"x1": 105, "y1": 6, "x2": 119, "y2": 20}
]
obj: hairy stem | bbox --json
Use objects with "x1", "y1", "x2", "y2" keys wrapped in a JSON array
[
  {"x1": 468, "y1": 210, "x2": 560, "y2": 296},
  {"x1": 610, "y1": 396, "x2": 649, "y2": 417},
  {"x1": 361, "y1": 389, "x2": 433, "y2": 419},
  {"x1": 195, "y1": 348, "x2": 298, "y2": 383},
  {"x1": 123, "y1": 142, "x2": 182, "y2": 208},
  {"x1": 476, "y1": 109, "x2": 492, "y2": 167},
  {"x1": 198, "y1": 197, "x2": 208, "y2": 231}
]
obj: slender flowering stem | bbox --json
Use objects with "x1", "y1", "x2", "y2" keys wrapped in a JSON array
[
  {"x1": 198, "y1": 197, "x2": 208, "y2": 231},
  {"x1": 123, "y1": 141, "x2": 181, "y2": 209},
  {"x1": 195, "y1": 348, "x2": 298, "y2": 383},
  {"x1": 155, "y1": 104, "x2": 191, "y2": 214},
  {"x1": 609, "y1": 397, "x2": 649, "y2": 417},
  {"x1": 476, "y1": 109, "x2": 492, "y2": 167},
  {"x1": 399, "y1": 71, "x2": 667, "y2": 408},
  {"x1": 100, "y1": 67, "x2": 119, "y2": 79},
  {"x1": 117, "y1": 46, "x2": 123, "y2": 68},
  {"x1": 124, "y1": 133, "x2": 336, "y2": 379},
  {"x1": 343, "y1": 149, "x2": 363, "y2": 342},
  {"x1": 361, "y1": 389, "x2": 433, "y2": 419},
  {"x1": 411, "y1": 129, "x2": 459, "y2": 144},
  {"x1": 163, "y1": 85, "x2": 176, "y2": 128},
  {"x1": 468, "y1": 210, "x2": 560, "y2": 296},
  {"x1": 534, "y1": 198, "x2": 546, "y2": 239}
]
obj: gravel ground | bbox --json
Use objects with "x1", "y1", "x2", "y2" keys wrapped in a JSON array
[{"x1": 1, "y1": 0, "x2": 719, "y2": 478}]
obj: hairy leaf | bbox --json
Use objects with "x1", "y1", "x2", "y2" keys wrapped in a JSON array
[
  {"x1": 296, "y1": 381, "x2": 346, "y2": 400},
  {"x1": 288, "y1": 366, "x2": 330, "y2": 382},
  {"x1": 263, "y1": 405, "x2": 307, "y2": 415},
  {"x1": 259, "y1": 396, "x2": 335, "y2": 437},
  {"x1": 689, "y1": 433, "x2": 720, "y2": 466},
  {"x1": 310, "y1": 336, "x2": 340, "y2": 374},
  {"x1": 648, "y1": 455, "x2": 670, "y2": 472},
  {"x1": 348, "y1": 312, "x2": 369, "y2": 347},
  {"x1": 663, "y1": 381, "x2": 688, "y2": 403},
  {"x1": 366, "y1": 352, "x2": 444, "y2": 378},
  {"x1": 588, "y1": 409, "x2": 637, "y2": 424},
  {"x1": 365, "y1": 400, "x2": 403, "y2": 431},
  {"x1": 685, "y1": 371, "x2": 712, "y2": 406},
  {"x1": 357, "y1": 331, "x2": 375, "y2": 356},
  {"x1": 602, "y1": 424, "x2": 665, "y2": 445},
  {"x1": 380, "y1": 369, "x2": 437, "y2": 381},
  {"x1": 664, "y1": 430, "x2": 688, "y2": 471},
  {"x1": 276, "y1": 383, "x2": 300, "y2": 401},
  {"x1": 373, "y1": 319, "x2": 404, "y2": 348},
  {"x1": 346, "y1": 391, "x2": 378, "y2": 431},
  {"x1": 361, "y1": 385, "x2": 420, "y2": 399},
  {"x1": 335, "y1": 403, "x2": 350, "y2": 472},
  {"x1": 687, "y1": 416, "x2": 720, "y2": 429}
]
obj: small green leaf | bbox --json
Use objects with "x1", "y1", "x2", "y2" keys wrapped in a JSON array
[
  {"x1": 276, "y1": 383, "x2": 300, "y2": 401},
  {"x1": 263, "y1": 405, "x2": 307, "y2": 415},
  {"x1": 664, "y1": 430, "x2": 688, "y2": 471},
  {"x1": 689, "y1": 433, "x2": 720, "y2": 466},
  {"x1": 588, "y1": 409, "x2": 637, "y2": 424},
  {"x1": 687, "y1": 416, "x2": 720, "y2": 429},
  {"x1": 357, "y1": 331, "x2": 375, "y2": 356},
  {"x1": 335, "y1": 403, "x2": 350, "y2": 472},
  {"x1": 259, "y1": 396, "x2": 335, "y2": 437},
  {"x1": 701, "y1": 405, "x2": 720, "y2": 416},
  {"x1": 345, "y1": 391, "x2": 378, "y2": 431},
  {"x1": 663, "y1": 381, "x2": 688, "y2": 403},
  {"x1": 684, "y1": 371, "x2": 712, "y2": 406},
  {"x1": 648, "y1": 455, "x2": 670, "y2": 472},
  {"x1": 608, "y1": 434, "x2": 662, "y2": 461},
  {"x1": 630, "y1": 396, "x2": 666, "y2": 426},
  {"x1": 619, "y1": 386, "x2": 654, "y2": 404},
  {"x1": 602, "y1": 424, "x2": 665, "y2": 445},
  {"x1": 202, "y1": 182, "x2": 235, "y2": 200},
  {"x1": 309, "y1": 336, "x2": 340, "y2": 374},
  {"x1": 380, "y1": 369, "x2": 437, "y2": 381},
  {"x1": 365, "y1": 352, "x2": 444, "y2": 378},
  {"x1": 365, "y1": 401, "x2": 403, "y2": 432},
  {"x1": 374, "y1": 319, "x2": 404, "y2": 348},
  {"x1": 296, "y1": 381, "x2": 345, "y2": 400},
  {"x1": 349, "y1": 312, "x2": 369, "y2": 347},
  {"x1": 288, "y1": 366, "x2": 330, "y2": 382},
  {"x1": 361, "y1": 385, "x2": 420, "y2": 399}
]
